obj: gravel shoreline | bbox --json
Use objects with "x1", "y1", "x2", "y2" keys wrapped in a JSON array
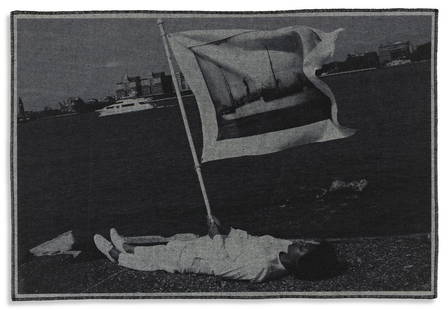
[{"x1": 16, "y1": 234, "x2": 433, "y2": 298}]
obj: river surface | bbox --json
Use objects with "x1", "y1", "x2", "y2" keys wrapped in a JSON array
[{"x1": 16, "y1": 61, "x2": 432, "y2": 263}]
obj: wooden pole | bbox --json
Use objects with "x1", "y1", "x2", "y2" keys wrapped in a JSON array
[{"x1": 157, "y1": 19, "x2": 215, "y2": 224}]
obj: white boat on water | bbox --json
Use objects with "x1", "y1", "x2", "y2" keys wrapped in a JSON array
[{"x1": 97, "y1": 97, "x2": 155, "y2": 117}]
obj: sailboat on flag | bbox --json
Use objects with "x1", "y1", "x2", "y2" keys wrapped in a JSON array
[
  {"x1": 166, "y1": 26, "x2": 356, "y2": 162},
  {"x1": 158, "y1": 21, "x2": 357, "y2": 226}
]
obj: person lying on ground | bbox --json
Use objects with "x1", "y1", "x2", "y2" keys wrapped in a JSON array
[{"x1": 93, "y1": 217, "x2": 341, "y2": 282}]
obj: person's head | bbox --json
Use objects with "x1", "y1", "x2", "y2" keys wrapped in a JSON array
[{"x1": 279, "y1": 241, "x2": 340, "y2": 280}]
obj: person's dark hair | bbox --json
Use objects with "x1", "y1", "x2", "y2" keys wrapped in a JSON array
[{"x1": 289, "y1": 241, "x2": 340, "y2": 280}]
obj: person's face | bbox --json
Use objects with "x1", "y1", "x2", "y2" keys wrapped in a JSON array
[
  {"x1": 279, "y1": 242, "x2": 314, "y2": 268},
  {"x1": 287, "y1": 243, "x2": 311, "y2": 257}
]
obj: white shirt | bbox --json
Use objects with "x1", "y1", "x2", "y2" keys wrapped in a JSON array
[{"x1": 178, "y1": 228, "x2": 292, "y2": 282}]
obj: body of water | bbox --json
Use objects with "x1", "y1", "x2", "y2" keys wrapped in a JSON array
[{"x1": 17, "y1": 61, "x2": 432, "y2": 263}]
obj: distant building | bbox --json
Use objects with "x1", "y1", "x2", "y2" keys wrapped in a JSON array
[
  {"x1": 17, "y1": 97, "x2": 30, "y2": 122},
  {"x1": 175, "y1": 71, "x2": 190, "y2": 92},
  {"x1": 148, "y1": 72, "x2": 174, "y2": 96},
  {"x1": 378, "y1": 41, "x2": 412, "y2": 66},
  {"x1": 18, "y1": 97, "x2": 26, "y2": 118},
  {"x1": 141, "y1": 78, "x2": 152, "y2": 97},
  {"x1": 115, "y1": 71, "x2": 187, "y2": 100},
  {"x1": 116, "y1": 74, "x2": 144, "y2": 99}
]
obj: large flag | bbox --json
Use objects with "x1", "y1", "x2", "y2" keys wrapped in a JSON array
[{"x1": 168, "y1": 26, "x2": 356, "y2": 162}]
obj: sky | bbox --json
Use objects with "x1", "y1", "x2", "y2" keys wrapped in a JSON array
[{"x1": 16, "y1": 14, "x2": 433, "y2": 111}]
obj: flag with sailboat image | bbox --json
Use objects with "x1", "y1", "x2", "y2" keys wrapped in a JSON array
[{"x1": 168, "y1": 26, "x2": 356, "y2": 162}]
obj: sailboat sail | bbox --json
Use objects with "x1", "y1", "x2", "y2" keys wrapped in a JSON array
[{"x1": 168, "y1": 26, "x2": 356, "y2": 162}]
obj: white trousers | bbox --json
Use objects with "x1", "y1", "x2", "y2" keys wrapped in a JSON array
[{"x1": 118, "y1": 234, "x2": 198, "y2": 273}]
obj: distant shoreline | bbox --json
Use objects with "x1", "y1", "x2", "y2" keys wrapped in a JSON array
[{"x1": 319, "y1": 59, "x2": 430, "y2": 78}]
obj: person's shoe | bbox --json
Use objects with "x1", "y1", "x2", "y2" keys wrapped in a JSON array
[
  {"x1": 110, "y1": 228, "x2": 126, "y2": 253},
  {"x1": 93, "y1": 234, "x2": 116, "y2": 263}
]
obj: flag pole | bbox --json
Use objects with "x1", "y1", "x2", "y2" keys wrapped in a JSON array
[{"x1": 157, "y1": 19, "x2": 215, "y2": 226}]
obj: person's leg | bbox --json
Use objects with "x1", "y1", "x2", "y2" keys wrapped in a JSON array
[
  {"x1": 111, "y1": 228, "x2": 169, "y2": 253},
  {"x1": 124, "y1": 235, "x2": 170, "y2": 245},
  {"x1": 118, "y1": 243, "x2": 183, "y2": 273},
  {"x1": 94, "y1": 233, "x2": 181, "y2": 272},
  {"x1": 167, "y1": 233, "x2": 200, "y2": 242},
  {"x1": 117, "y1": 251, "x2": 156, "y2": 271},
  {"x1": 122, "y1": 243, "x2": 135, "y2": 253},
  {"x1": 109, "y1": 247, "x2": 121, "y2": 260},
  {"x1": 94, "y1": 235, "x2": 118, "y2": 262},
  {"x1": 95, "y1": 234, "x2": 166, "y2": 270}
]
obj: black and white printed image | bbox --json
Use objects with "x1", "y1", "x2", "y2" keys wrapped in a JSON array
[
  {"x1": 190, "y1": 29, "x2": 332, "y2": 140},
  {"x1": 11, "y1": 10, "x2": 437, "y2": 300}
]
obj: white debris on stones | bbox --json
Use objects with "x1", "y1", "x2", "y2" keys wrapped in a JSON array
[
  {"x1": 328, "y1": 179, "x2": 368, "y2": 193},
  {"x1": 29, "y1": 230, "x2": 81, "y2": 257}
]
